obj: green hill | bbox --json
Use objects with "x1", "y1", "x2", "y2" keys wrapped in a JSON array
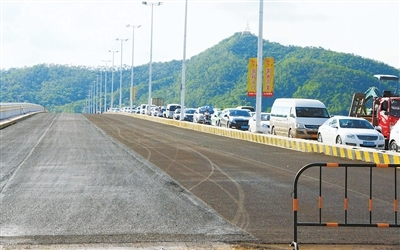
[{"x1": 1, "y1": 32, "x2": 399, "y2": 114}]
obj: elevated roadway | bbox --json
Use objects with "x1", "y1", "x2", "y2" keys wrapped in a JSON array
[{"x1": 1, "y1": 113, "x2": 399, "y2": 249}]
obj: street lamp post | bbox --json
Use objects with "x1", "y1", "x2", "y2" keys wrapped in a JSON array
[
  {"x1": 97, "y1": 75, "x2": 100, "y2": 113},
  {"x1": 142, "y1": 1, "x2": 162, "y2": 115},
  {"x1": 255, "y1": 0, "x2": 264, "y2": 132},
  {"x1": 126, "y1": 24, "x2": 141, "y2": 113},
  {"x1": 102, "y1": 60, "x2": 111, "y2": 113},
  {"x1": 116, "y1": 38, "x2": 128, "y2": 111},
  {"x1": 92, "y1": 81, "x2": 96, "y2": 114},
  {"x1": 180, "y1": 0, "x2": 188, "y2": 121},
  {"x1": 93, "y1": 80, "x2": 97, "y2": 113},
  {"x1": 87, "y1": 84, "x2": 92, "y2": 114},
  {"x1": 109, "y1": 50, "x2": 119, "y2": 111}
]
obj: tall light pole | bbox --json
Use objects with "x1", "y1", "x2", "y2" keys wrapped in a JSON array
[
  {"x1": 126, "y1": 24, "x2": 141, "y2": 113},
  {"x1": 94, "y1": 79, "x2": 98, "y2": 113},
  {"x1": 97, "y1": 75, "x2": 100, "y2": 113},
  {"x1": 255, "y1": 0, "x2": 264, "y2": 132},
  {"x1": 180, "y1": 0, "x2": 188, "y2": 121},
  {"x1": 102, "y1": 60, "x2": 111, "y2": 112},
  {"x1": 109, "y1": 50, "x2": 119, "y2": 110},
  {"x1": 116, "y1": 38, "x2": 128, "y2": 111},
  {"x1": 92, "y1": 81, "x2": 96, "y2": 114},
  {"x1": 88, "y1": 85, "x2": 92, "y2": 113},
  {"x1": 142, "y1": 1, "x2": 162, "y2": 115}
]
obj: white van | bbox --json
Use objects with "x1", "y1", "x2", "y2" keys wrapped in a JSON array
[
  {"x1": 166, "y1": 104, "x2": 181, "y2": 119},
  {"x1": 269, "y1": 98, "x2": 330, "y2": 139},
  {"x1": 140, "y1": 104, "x2": 147, "y2": 114}
]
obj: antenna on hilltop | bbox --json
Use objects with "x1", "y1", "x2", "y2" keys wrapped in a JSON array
[{"x1": 242, "y1": 21, "x2": 251, "y2": 35}]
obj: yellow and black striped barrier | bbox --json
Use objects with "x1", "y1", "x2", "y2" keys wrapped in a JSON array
[
  {"x1": 121, "y1": 113, "x2": 400, "y2": 164},
  {"x1": 290, "y1": 162, "x2": 399, "y2": 250}
]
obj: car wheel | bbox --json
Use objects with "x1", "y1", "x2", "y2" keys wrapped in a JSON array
[
  {"x1": 226, "y1": 122, "x2": 230, "y2": 128},
  {"x1": 336, "y1": 136, "x2": 343, "y2": 144},
  {"x1": 288, "y1": 129, "x2": 293, "y2": 138},
  {"x1": 271, "y1": 127, "x2": 276, "y2": 135},
  {"x1": 389, "y1": 140, "x2": 399, "y2": 152},
  {"x1": 317, "y1": 133, "x2": 323, "y2": 143}
]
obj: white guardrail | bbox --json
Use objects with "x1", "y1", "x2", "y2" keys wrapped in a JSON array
[{"x1": 0, "y1": 102, "x2": 46, "y2": 129}]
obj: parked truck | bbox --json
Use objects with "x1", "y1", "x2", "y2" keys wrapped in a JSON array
[{"x1": 349, "y1": 74, "x2": 400, "y2": 149}]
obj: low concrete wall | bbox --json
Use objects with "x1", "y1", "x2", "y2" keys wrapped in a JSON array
[
  {"x1": 121, "y1": 113, "x2": 400, "y2": 165},
  {"x1": 0, "y1": 103, "x2": 45, "y2": 129}
]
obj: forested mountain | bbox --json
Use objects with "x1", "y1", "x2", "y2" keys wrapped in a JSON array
[{"x1": 1, "y1": 32, "x2": 399, "y2": 114}]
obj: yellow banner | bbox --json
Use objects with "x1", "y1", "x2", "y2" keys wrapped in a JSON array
[
  {"x1": 247, "y1": 58, "x2": 257, "y2": 97},
  {"x1": 131, "y1": 87, "x2": 136, "y2": 101},
  {"x1": 263, "y1": 57, "x2": 274, "y2": 97}
]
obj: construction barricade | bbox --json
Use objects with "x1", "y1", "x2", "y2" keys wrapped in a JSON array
[{"x1": 291, "y1": 162, "x2": 399, "y2": 250}]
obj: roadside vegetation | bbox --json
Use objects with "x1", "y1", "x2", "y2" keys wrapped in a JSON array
[{"x1": 1, "y1": 32, "x2": 398, "y2": 114}]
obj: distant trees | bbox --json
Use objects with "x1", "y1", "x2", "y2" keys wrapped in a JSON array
[{"x1": 1, "y1": 33, "x2": 398, "y2": 114}]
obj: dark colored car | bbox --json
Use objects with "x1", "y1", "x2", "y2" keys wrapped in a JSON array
[
  {"x1": 182, "y1": 108, "x2": 196, "y2": 122},
  {"x1": 219, "y1": 108, "x2": 251, "y2": 130}
]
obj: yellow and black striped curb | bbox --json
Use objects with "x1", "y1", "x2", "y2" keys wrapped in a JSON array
[{"x1": 122, "y1": 113, "x2": 400, "y2": 165}]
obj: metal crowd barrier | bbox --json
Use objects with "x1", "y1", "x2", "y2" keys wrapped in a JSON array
[{"x1": 291, "y1": 162, "x2": 399, "y2": 250}]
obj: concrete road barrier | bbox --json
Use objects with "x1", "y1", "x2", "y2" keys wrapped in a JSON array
[
  {"x1": 121, "y1": 113, "x2": 400, "y2": 164},
  {"x1": 0, "y1": 103, "x2": 46, "y2": 129}
]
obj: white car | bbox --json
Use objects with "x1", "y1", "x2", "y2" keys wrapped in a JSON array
[
  {"x1": 173, "y1": 108, "x2": 181, "y2": 120},
  {"x1": 389, "y1": 119, "x2": 400, "y2": 151},
  {"x1": 248, "y1": 112, "x2": 270, "y2": 133},
  {"x1": 317, "y1": 116, "x2": 385, "y2": 149},
  {"x1": 193, "y1": 106, "x2": 214, "y2": 124},
  {"x1": 211, "y1": 110, "x2": 222, "y2": 126}
]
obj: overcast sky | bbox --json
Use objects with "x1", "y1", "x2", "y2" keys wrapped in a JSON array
[{"x1": 1, "y1": 0, "x2": 399, "y2": 71}]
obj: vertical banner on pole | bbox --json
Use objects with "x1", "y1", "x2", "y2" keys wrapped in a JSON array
[
  {"x1": 248, "y1": 58, "x2": 257, "y2": 97},
  {"x1": 263, "y1": 57, "x2": 274, "y2": 97},
  {"x1": 131, "y1": 87, "x2": 136, "y2": 101}
]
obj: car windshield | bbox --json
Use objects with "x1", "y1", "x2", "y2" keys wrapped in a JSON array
[
  {"x1": 199, "y1": 107, "x2": 214, "y2": 114},
  {"x1": 296, "y1": 107, "x2": 330, "y2": 118},
  {"x1": 261, "y1": 114, "x2": 270, "y2": 121},
  {"x1": 169, "y1": 106, "x2": 180, "y2": 111},
  {"x1": 229, "y1": 110, "x2": 251, "y2": 117},
  {"x1": 339, "y1": 119, "x2": 374, "y2": 129},
  {"x1": 185, "y1": 109, "x2": 195, "y2": 114},
  {"x1": 389, "y1": 99, "x2": 400, "y2": 118}
]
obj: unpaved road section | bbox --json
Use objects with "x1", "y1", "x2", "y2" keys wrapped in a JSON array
[{"x1": 0, "y1": 113, "x2": 254, "y2": 246}]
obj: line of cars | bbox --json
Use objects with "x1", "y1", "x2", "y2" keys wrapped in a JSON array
[
  {"x1": 268, "y1": 98, "x2": 400, "y2": 151},
  {"x1": 132, "y1": 98, "x2": 399, "y2": 152}
]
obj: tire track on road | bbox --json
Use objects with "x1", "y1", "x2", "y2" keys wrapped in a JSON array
[{"x1": 86, "y1": 114, "x2": 251, "y2": 231}]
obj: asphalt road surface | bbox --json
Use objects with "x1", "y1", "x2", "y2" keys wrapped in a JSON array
[{"x1": 1, "y1": 113, "x2": 399, "y2": 249}]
